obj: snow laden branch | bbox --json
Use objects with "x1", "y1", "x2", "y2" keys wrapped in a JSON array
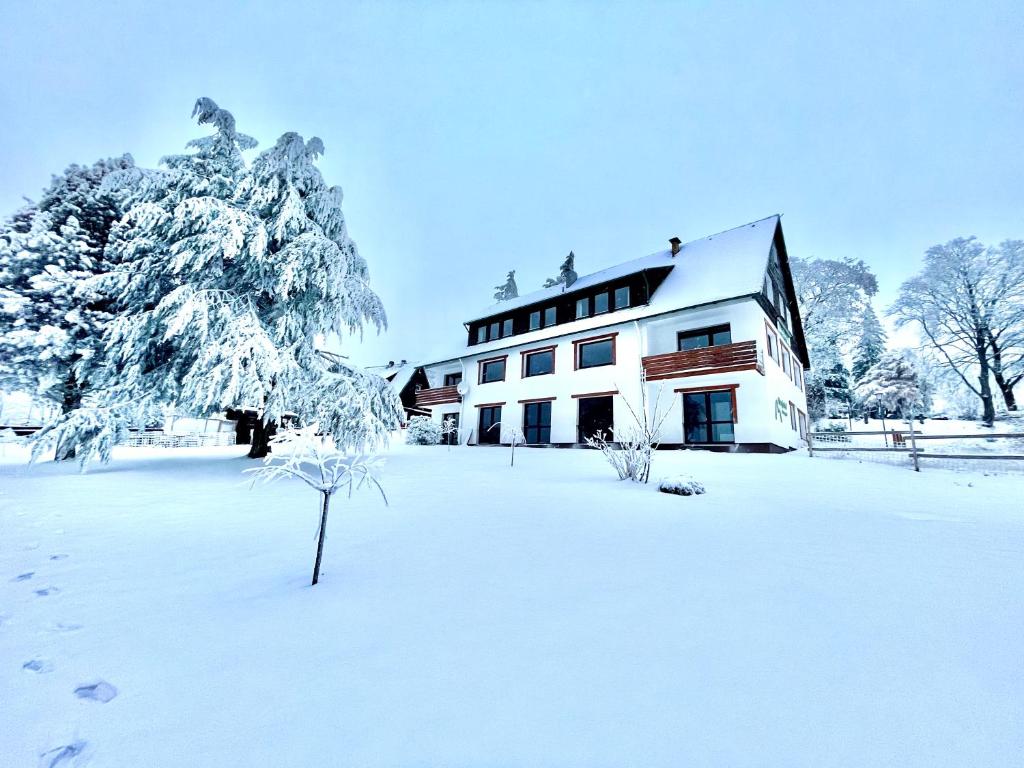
[
  {"x1": 585, "y1": 376, "x2": 671, "y2": 484},
  {"x1": 245, "y1": 425, "x2": 387, "y2": 586}
]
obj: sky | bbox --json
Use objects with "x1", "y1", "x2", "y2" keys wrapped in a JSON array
[{"x1": 1, "y1": 0, "x2": 1021, "y2": 365}]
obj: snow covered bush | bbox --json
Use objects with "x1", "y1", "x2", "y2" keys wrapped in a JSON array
[
  {"x1": 246, "y1": 426, "x2": 386, "y2": 586},
  {"x1": 406, "y1": 416, "x2": 442, "y2": 445},
  {"x1": 584, "y1": 376, "x2": 670, "y2": 484},
  {"x1": 658, "y1": 475, "x2": 706, "y2": 496}
]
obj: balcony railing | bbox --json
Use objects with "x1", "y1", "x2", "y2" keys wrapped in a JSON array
[
  {"x1": 642, "y1": 340, "x2": 764, "y2": 382},
  {"x1": 414, "y1": 385, "x2": 462, "y2": 408}
]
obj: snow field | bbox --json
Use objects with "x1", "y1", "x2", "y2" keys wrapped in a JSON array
[{"x1": 1, "y1": 444, "x2": 1022, "y2": 767}]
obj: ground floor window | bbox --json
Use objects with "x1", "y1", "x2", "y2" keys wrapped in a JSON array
[
  {"x1": 522, "y1": 401, "x2": 552, "y2": 444},
  {"x1": 683, "y1": 390, "x2": 735, "y2": 444},
  {"x1": 478, "y1": 406, "x2": 502, "y2": 444},
  {"x1": 578, "y1": 395, "x2": 614, "y2": 443},
  {"x1": 441, "y1": 413, "x2": 460, "y2": 445}
]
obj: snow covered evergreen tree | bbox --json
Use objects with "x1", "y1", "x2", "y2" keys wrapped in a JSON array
[
  {"x1": 854, "y1": 352, "x2": 926, "y2": 419},
  {"x1": 851, "y1": 304, "x2": 887, "y2": 382},
  {"x1": 0, "y1": 155, "x2": 134, "y2": 459},
  {"x1": 59, "y1": 97, "x2": 400, "y2": 463}
]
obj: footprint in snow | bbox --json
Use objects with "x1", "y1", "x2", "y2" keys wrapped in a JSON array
[
  {"x1": 12, "y1": 572, "x2": 34, "y2": 582},
  {"x1": 35, "y1": 587, "x2": 61, "y2": 597},
  {"x1": 23, "y1": 542, "x2": 40, "y2": 551},
  {"x1": 74, "y1": 681, "x2": 117, "y2": 703},
  {"x1": 23, "y1": 659, "x2": 54, "y2": 673},
  {"x1": 50, "y1": 622, "x2": 82, "y2": 633},
  {"x1": 39, "y1": 740, "x2": 89, "y2": 767},
  {"x1": 49, "y1": 554, "x2": 69, "y2": 561}
]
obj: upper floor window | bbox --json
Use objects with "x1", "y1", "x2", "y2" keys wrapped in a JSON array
[
  {"x1": 443, "y1": 373, "x2": 462, "y2": 387},
  {"x1": 489, "y1": 322, "x2": 499, "y2": 341},
  {"x1": 782, "y1": 351, "x2": 791, "y2": 377},
  {"x1": 477, "y1": 326, "x2": 486, "y2": 344},
  {"x1": 502, "y1": 318, "x2": 513, "y2": 337},
  {"x1": 576, "y1": 297, "x2": 590, "y2": 319},
  {"x1": 523, "y1": 348, "x2": 555, "y2": 377},
  {"x1": 614, "y1": 286, "x2": 630, "y2": 310},
  {"x1": 594, "y1": 292, "x2": 609, "y2": 314},
  {"x1": 479, "y1": 357, "x2": 506, "y2": 384},
  {"x1": 765, "y1": 324, "x2": 778, "y2": 361},
  {"x1": 575, "y1": 334, "x2": 616, "y2": 369},
  {"x1": 529, "y1": 311, "x2": 541, "y2": 331},
  {"x1": 678, "y1": 324, "x2": 732, "y2": 351},
  {"x1": 544, "y1": 306, "x2": 557, "y2": 327}
]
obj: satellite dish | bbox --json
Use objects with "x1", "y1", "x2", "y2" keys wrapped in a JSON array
[{"x1": 456, "y1": 380, "x2": 470, "y2": 396}]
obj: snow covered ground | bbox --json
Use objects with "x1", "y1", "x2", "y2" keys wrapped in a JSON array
[{"x1": 1, "y1": 443, "x2": 1022, "y2": 767}]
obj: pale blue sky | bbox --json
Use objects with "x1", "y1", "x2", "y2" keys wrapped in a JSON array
[{"x1": 1, "y1": 1, "x2": 1021, "y2": 364}]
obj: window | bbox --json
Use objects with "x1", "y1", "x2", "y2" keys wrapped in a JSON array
[
  {"x1": 443, "y1": 373, "x2": 462, "y2": 387},
  {"x1": 502, "y1": 318, "x2": 513, "y2": 338},
  {"x1": 765, "y1": 324, "x2": 777, "y2": 361},
  {"x1": 683, "y1": 389, "x2": 736, "y2": 444},
  {"x1": 594, "y1": 292, "x2": 609, "y2": 314},
  {"x1": 522, "y1": 401, "x2": 552, "y2": 444},
  {"x1": 576, "y1": 297, "x2": 590, "y2": 319},
  {"x1": 489, "y1": 322, "x2": 499, "y2": 341},
  {"x1": 577, "y1": 395, "x2": 614, "y2": 443},
  {"x1": 544, "y1": 307, "x2": 557, "y2": 327},
  {"x1": 614, "y1": 286, "x2": 630, "y2": 310},
  {"x1": 523, "y1": 348, "x2": 555, "y2": 377},
  {"x1": 476, "y1": 326, "x2": 487, "y2": 344},
  {"x1": 479, "y1": 357, "x2": 506, "y2": 384},
  {"x1": 529, "y1": 311, "x2": 541, "y2": 331},
  {"x1": 797, "y1": 409, "x2": 806, "y2": 439},
  {"x1": 575, "y1": 335, "x2": 616, "y2": 369},
  {"x1": 478, "y1": 405, "x2": 502, "y2": 444},
  {"x1": 782, "y1": 351, "x2": 791, "y2": 378},
  {"x1": 789, "y1": 401, "x2": 797, "y2": 431},
  {"x1": 678, "y1": 324, "x2": 732, "y2": 351},
  {"x1": 441, "y1": 413, "x2": 459, "y2": 446}
]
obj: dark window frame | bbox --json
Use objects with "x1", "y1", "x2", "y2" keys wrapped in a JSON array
[
  {"x1": 614, "y1": 285, "x2": 630, "y2": 310},
  {"x1": 575, "y1": 296, "x2": 590, "y2": 319},
  {"x1": 443, "y1": 372, "x2": 462, "y2": 387},
  {"x1": 521, "y1": 345, "x2": 557, "y2": 378},
  {"x1": 502, "y1": 318, "x2": 514, "y2": 338},
  {"x1": 520, "y1": 398, "x2": 554, "y2": 444},
  {"x1": 478, "y1": 355, "x2": 508, "y2": 384},
  {"x1": 544, "y1": 306, "x2": 557, "y2": 327},
  {"x1": 593, "y1": 291, "x2": 609, "y2": 315},
  {"x1": 677, "y1": 324, "x2": 732, "y2": 352},
  {"x1": 477, "y1": 403, "x2": 504, "y2": 444},
  {"x1": 678, "y1": 384, "x2": 738, "y2": 445},
  {"x1": 529, "y1": 310, "x2": 541, "y2": 331},
  {"x1": 573, "y1": 333, "x2": 618, "y2": 370}
]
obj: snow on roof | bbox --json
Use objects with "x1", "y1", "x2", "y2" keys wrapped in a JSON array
[
  {"x1": 382, "y1": 364, "x2": 417, "y2": 394},
  {"x1": 467, "y1": 215, "x2": 779, "y2": 324}
]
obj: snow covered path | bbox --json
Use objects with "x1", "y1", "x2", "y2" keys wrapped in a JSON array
[{"x1": 1, "y1": 445, "x2": 1022, "y2": 767}]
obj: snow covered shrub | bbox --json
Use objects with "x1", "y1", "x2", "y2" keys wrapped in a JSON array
[
  {"x1": 406, "y1": 416, "x2": 442, "y2": 445},
  {"x1": 246, "y1": 426, "x2": 387, "y2": 586},
  {"x1": 584, "y1": 375, "x2": 670, "y2": 484},
  {"x1": 658, "y1": 475, "x2": 706, "y2": 496}
]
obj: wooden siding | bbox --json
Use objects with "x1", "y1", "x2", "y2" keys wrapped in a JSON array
[
  {"x1": 414, "y1": 385, "x2": 462, "y2": 407},
  {"x1": 642, "y1": 340, "x2": 763, "y2": 381}
]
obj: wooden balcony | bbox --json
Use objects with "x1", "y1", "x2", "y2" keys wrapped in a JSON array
[
  {"x1": 642, "y1": 340, "x2": 763, "y2": 382},
  {"x1": 414, "y1": 385, "x2": 462, "y2": 408}
]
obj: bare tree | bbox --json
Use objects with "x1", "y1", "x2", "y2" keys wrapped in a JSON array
[
  {"x1": 891, "y1": 237, "x2": 1023, "y2": 426},
  {"x1": 585, "y1": 375, "x2": 671, "y2": 484},
  {"x1": 985, "y1": 240, "x2": 1024, "y2": 411},
  {"x1": 246, "y1": 426, "x2": 387, "y2": 586}
]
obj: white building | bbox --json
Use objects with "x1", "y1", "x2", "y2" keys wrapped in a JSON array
[{"x1": 398, "y1": 215, "x2": 810, "y2": 452}]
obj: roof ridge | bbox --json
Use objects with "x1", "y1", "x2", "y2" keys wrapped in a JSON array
[{"x1": 682, "y1": 214, "x2": 780, "y2": 245}]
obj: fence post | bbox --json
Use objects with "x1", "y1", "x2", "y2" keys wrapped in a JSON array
[
  {"x1": 807, "y1": 431, "x2": 814, "y2": 457},
  {"x1": 906, "y1": 414, "x2": 920, "y2": 472}
]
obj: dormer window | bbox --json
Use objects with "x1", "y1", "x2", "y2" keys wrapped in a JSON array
[
  {"x1": 544, "y1": 307, "x2": 556, "y2": 326},
  {"x1": 529, "y1": 310, "x2": 541, "y2": 330},
  {"x1": 576, "y1": 297, "x2": 590, "y2": 319},
  {"x1": 614, "y1": 286, "x2": 630, "y2": 309},
  {"x1": 502, "y1": 318, "x2": 513, "y2": 337},
  {"x1": 594, "y1": 292, "x2": 609, "y2": 314}
]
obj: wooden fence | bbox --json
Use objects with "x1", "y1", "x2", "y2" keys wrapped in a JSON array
[{"x1": 808, "y1": 420, "x2": 1024, "y2": 471}]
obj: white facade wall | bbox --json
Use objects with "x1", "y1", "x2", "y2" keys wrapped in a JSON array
[{"x1": 420, "y1": 297, "x2": 808, "y2": 450}]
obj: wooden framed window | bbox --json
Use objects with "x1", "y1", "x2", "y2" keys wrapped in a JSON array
[
  {"x1": 765, "y1": 321, "x2": 778, "y2": 362},
  {"x1": 476, "y1": 326, "x2": 487, "y2": 344},
  {"x1": 679, "y1": 385, "x2": 738, "y2": 444},
  {"x1": 614, "y1": 285, "x2": 630, "y2": 310},
  {"x1": 522, "y1": 400, "x2": 553, "y2": 444},
  {"x1": 789, "y1": 401, "x2": 797, "y2": 431},
  {"x1": 593, "y1": 292, "x2": 609, "y2": 314},
  {"x1": 443, "y1": 372, "x2": 462, "y2": 387},
  {"x1": 478, "y1": 404, "x2": 502, "y2": 444},
  {"x1": 798, "y1": 409, "x2": 807, "y2": 438},
  {"x1": 488, "y1": 322, "x2": 499, "y2": 341},
  {"x1": 782, "y1": 350, "x2": 791, "y2": 378},
  {"x1": 522, "y1": 346, "x2": 556, "y2": 377},
  {"x1": 576, "y1": 297, "x2": 590, "y2": 319},
  {"x1": 544, "y1": 307, "x2": 557, "y2": 327},
  {"x1": 678, "y1": 324, "x2": 732, "y2": 351},
  {"x1": 502, "y1": 318, "x2": 513, "y2": 337},
  {"x1": 529, "y1": 310, "x2": 541, "y2": 331},
  {"x1": 574, "y1": 333, "x2": 617, "y2": 370},
  {"x1": 478, "y1": 356, "x2": 507, "y2": 384}
]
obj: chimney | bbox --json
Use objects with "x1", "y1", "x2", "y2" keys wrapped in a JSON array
[
  {"x1": 669, "y1": 237, "x2": 682, "y2": 256},
  {"x1": 387, "y1": 360, "x2": 395, "y2": 368}
]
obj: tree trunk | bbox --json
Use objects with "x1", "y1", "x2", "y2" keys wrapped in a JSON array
[
  {"x1": 311, "y1": 492, "x2": 331, "y2": 586},
  {"x1": 54, "y1": 371, "x2": 82, "y2": 462},
  {"x1": 247, "y1": 418, "x2": 276, "y2": 458},
  {"x1": 976, "y1": 337, "x2": 996, "y2": 427},
  {"x1": 991, "y1": 368, "x2": 1018, "y2": 411}
]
